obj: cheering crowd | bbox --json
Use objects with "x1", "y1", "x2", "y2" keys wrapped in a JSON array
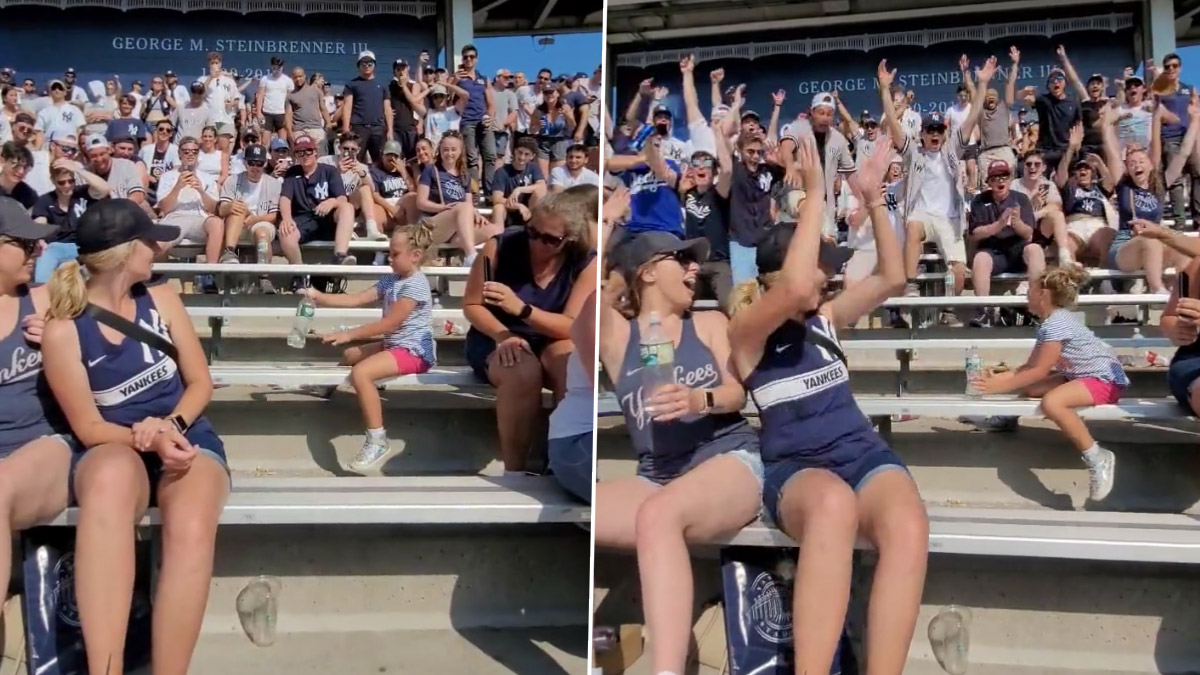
[
  {"x1": 0, "y1": 44, "x2": 603, "y2": 290},
  {"x1": 597, "y1": 44, "x2": 1200, "y2": 675}
]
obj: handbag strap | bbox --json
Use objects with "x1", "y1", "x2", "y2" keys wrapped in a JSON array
[
  {"x1": 434, "y1": 165, "x2": 444, "y2": 205},
  {"x1": 85, "y1": 303, "x2": 178, "y2": 362},
  {"x1": 804, "y1": 324, "x2": 847, "y2": 366}
]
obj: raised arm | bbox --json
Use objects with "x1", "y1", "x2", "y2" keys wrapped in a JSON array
[
  {"x1": 833, "y1": 89, "x2": 859, "y2": 138},
  {"x1": 624, "y1": 79, "x2": 653, "y2": 131},
  {"x1": 644, "y1": 134, "x2": 679, "y2": 185},
  {"x1": 1055, "y1": 123, "x2": 1082, "y2": 189},
  {"x1": 959, "y1": 54, "x2": 976, "y2": 99},
  {"x1": 877, "y1": 60, "x2": 906, "y2": 152},
  {"x1": 714, "y1": 121, "x2": 734, "y2": 199},
  {"x1": 959, "y1": 56, "x2": 998, "y2": 143},
  {"x1": 1005, "y1": 46, "x2": 1021, "y2": 106},
  {"x1": 1056, "y1": 45, "x2": 1089, "y2": 100},
  {"x1": 766, "y1": 90, "x2": 784, "y2": 142},
  {"x1": 679, "y1": 55, "x2": 705, "y2": 128},
  {"x1": 710, "y1": 68, "x2": 724, "y2": 111}
]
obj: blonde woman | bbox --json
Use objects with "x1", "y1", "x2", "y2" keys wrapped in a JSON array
[
  {"x1": 415, "y1": 131, "x2": 495, "y2": 265},
  {"x1": 728, "y1": 133, "x2": 926, "y2": 675},
  {"x1": 41, "y1": 199, "x2": 229, "y2": 675}
]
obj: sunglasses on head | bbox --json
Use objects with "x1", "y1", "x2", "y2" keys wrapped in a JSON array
[
  {"x1": 0, "y1": 237, "x2": 38, "y2": 257},
  {"x1": 525, "y1": 226, "x2": 565, "y2": 247}
]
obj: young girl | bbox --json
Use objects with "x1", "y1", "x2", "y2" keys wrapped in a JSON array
[
  {"x1": 304, "y1": 222, "x2": 438, "y2": 471},
  {"x1": 416, "y1": 132, "x2": 493, "y2": 265},
  {"x1": 976, "y1": 266, "x2": 1129, "y2": 501}
]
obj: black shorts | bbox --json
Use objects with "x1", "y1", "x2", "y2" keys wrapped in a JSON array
[
  {"x1": 263, "y1": 113, "x2": 287, "y2": 133},
  {"x1": 464, "y1": 328, "x2": 547, "y2": 382},
  {"x1": 351, "y1": 124, "x2": 386, "y2": 162},
  {"x1": 295, "y1": 212, "x2": 337, "y2": 244},
  {"x1": 963, "y1": 143, "x2": 980, "y2": 161},
  {"x1": 392, "y1": 128, "x2": 418, "y2": 160},
  {"x1": 983, "y1": 242, "x2": 1032, "y2": 275}
]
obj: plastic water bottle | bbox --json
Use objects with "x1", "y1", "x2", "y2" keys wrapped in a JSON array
[
  {"x1": 236, "y1": 575, "x2": 282, "y2": 647},
  {"x1": 639, "y1": 312, "x2": 676, "y2": 407},
  {"x1": 943, "y1": 268, "x2": 955, "y2": 297},
  {"x1": 255, "y1": 239, "x2": 269, "y2": 265},
  {"x1": 928, "y1": 605, "x2": 972, "y2": 675},
  {"x1": 965, "y1": 345, "x2": 983, "y2": 398},
  {"x1": 288, "y1": 293, "x2": 315, "y2": 348}
]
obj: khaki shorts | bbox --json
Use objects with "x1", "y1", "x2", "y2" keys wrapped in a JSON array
[
  {"x1": 909, "y1": 208, "x2": 966, "y2": 264},
  {"x1": 1066, "y1": 215, "x2": 1109, "y2": 243},
  {"x1": 297, "y1": 127, "x2": 327, "y2": 147},
  {"x1": 161, "y1": 212, "x2": 213, "y2": 246},
  {"x1": 978, "y1": 146, "x2": 1017, "y2": 177}
]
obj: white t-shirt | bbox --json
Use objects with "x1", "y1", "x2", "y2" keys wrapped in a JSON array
[
  {"x1": 425, "y1": 108, "x2": 461, "y2": 147},
  {"x1": 516, "y1": 85, "x2": 542, "y2": 133},
  {"x1": 946, "y1": 103, "x2": 974, "y2": 141},
  {"x1": 157, "y1": 168, "x2": 217, "y2": 217},
  {"x1": 198, "y1": 74, "x2": 238, "y2": 124},
  {"x1": 24, "y1": 150, "x2": 52, "y2": 196},
  {"x1": 258, "y1": 72, "x2": 294, "y2": 115},
  {"x1": 139, "y1": 143, "x2": 181, "y2": 182},
  {"x1": 219, "y1": 173, "x2": 282, "y2": 216},
  {"x1": 913, "y1": 149, "x2": 956, "y2": 218},
  {"x1": 170, "y1": 84, "x2": 190, "y2": 108},
  {"x1": 848, "y1": 179, "x2": 906, "y2": 251},
  {"x1": 34, "y1": 103, "x2": 85, "y2": 139},
  {"x1": 196, "y1": 149, "x2": 224, "y2": 182},
  {"x1": 549, "y1": 166, "x2": 600, "y2": 190}
]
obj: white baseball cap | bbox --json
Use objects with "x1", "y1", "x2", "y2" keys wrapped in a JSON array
[
  {"x1": 357, "y1": 50, "x2": 376, "y2": 63},
  {"x1": 811, "y1": 92, "x2": 835, "y2": 110}
]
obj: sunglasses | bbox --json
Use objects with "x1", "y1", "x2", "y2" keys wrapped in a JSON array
[
  {"x1": 526, "y1": 226, "x2": 565, "y2": 247},
  {"x1": 1164, "y1": 63, "x2": 1181, "y2": 71},
  {"x1": 1048, "y1": 75, "x2": 1065, "y2": 82},
  {"x1": 54, "y1": 143, "x2": 77, "y2": 156},
  {"x1": 55, "y1": 178, "x2": 76, "y2": 186},
  {"x1": 179, "y1": 148, "x2": 199, "y2": 155},
  {"x1": 245, "y1": 160, "x2": 267, "y2": 168},
  {"x1": 294, "y1": 149, "x2": 315, "y2": 157},
  {"x1": 463, "y1": 54, "x2": 477, "y2": 60},
  {"x1": 0, "y1": 237, "x2": 39, "y2": 257},
  {"x1": 1024, "y1": 161, "x2": 1043, "y2": 168},
  {"x1": 157, "y1": 127, "x2": 173, "y2": 133},
  {"x1": 655, "y1": 250, "x2": 695, "y2": 266},
  {"x1": 13, "y1": 124, "x2": 31, "y2": 134},
  {"x1": 690, "y1": 157, "x2": 715, "y2": 169}
]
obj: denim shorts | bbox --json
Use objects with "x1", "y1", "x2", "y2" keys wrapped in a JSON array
[
  {"x1": 69, "y1": 426, "x2": 230, "y2": 507},
  {"x1": 548, "y1": 431, "x2": 592, "y2": 504},
  {"x1": 763, "y1": 435, "x2": 908, "y2": 525},
  {"x1": 639, "y1": 448, "x2": 765, "y2": 500},
  {"x1": 1168, "y1": 353, "x2": 1200, "y2": 412}
]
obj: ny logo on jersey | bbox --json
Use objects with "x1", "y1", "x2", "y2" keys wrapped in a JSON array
[
  {"x1": 136, "y1": 309, "x2": 172, "y2": 364},
  {"x1": 808, "y1": 317, "x2": 842, "y2": 365},
  {"x1": 756, "y1": 171, "x2": 773, "y2": 193},
  {"x1": 71, "y1": 200, "x2": 88, "y2": 219},
  {"x1": 313, "y1": 181, "x2": 330, "y2": 201},
  {"x1": 62, "y1": 111, "x2": 73, "y2": 122},
  {"x1": 884, "y1": 191, "x2": 900, "y2": 212}
]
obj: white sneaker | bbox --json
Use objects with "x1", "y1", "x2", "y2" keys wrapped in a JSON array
[
  {"x1": 365, "y1": 223, "x2": 388, "y2": 241},
  {"x1": 350, "y1": 438, "x2": 393, "y2": 471},
  {"x1": 1129, "y1": 279, "x2": 1147, "y2": 295},
  {"x1": 1087, "y1": 448, "x2": 1116, "y2": 501}
]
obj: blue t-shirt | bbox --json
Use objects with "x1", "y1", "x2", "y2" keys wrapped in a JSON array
[
  {"x1": 343, "y1": 76, "x2": 387, "y2": 127},
  {"x1": 369, "y1": 166, "x2": 408, "y2": 199},
  {"x1": 1116, "y1": 182, "x2": 1162, "y2": 233},
  {"x1": 281, "y1": 163, "x2": 345, "y2": 216},
  {"x1": 106, "y1": 117, "x2": 147, "y2": 143},
  {"x1": 418, "y1": 164, "x2": 468, "y2": 207},
  {"x1": 1159, "y1": 83, "x2": 1193, "y2": 140},
  {"x1": 621, "y1": 161, "x2": 683, "y2": 237},
  {"x1": 458, "y1": 73, "x2": 488, "y2": 124},
  {"x1": 494, "y1": 162, "x2": 544, "y2": 199},
  {"x1": 376, "y1": 271, "x2": 436, "y2": 366}
]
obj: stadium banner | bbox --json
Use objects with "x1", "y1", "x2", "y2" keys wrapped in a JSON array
[
  {"x1": 611, "y1": 13, "x2": 1136, "y2": 137},
  {"x1": 0, "y1": 6, "x2": 438, "y2": 91}
]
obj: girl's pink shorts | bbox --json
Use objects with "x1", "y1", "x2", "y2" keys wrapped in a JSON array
[
  {"x1": 1079, "y1": 377, "x2": 1124, "y2": 405},
  {"x1": 389, "y1": 347, "x2": 432, "y2": 375}
]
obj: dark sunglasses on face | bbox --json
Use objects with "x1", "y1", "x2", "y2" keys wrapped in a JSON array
[
  {"x1": 463, "y1": 53, "x2": 477, "y2": 60},
  {"x1": 1164, "y1": 63, "x2": 1181, "y2": 71},
  {"x1": 526, "y1": 226, "x2": 565, "y2": 247},
  {"x1": 1025, "y1": 161, "x2": 1042, "y2": 168},
  {"x1": 0, "y1": 237, "x2": 39, "y2": 257},
  {"x1": 180, "y1": 148, "x2": 199, "y2": 155},
  {"x1": 55, "y1": 178, "x2": 75, "y2": 186},
  {"x1": 54, "y1": 143, "x2": 77, "y2": 156},
  {"x1": 245, "y1": 160, "x2": 267, "y2": 168},
  {"x1": 14, "y1": 124, "x2": 31, "y2": 134},
  {"x1": 294, "y1": 149, "x2": 315, "y2": 157},
  {"x1": 656, "y1": 250, "x2": 695, "y2": 266},
  {"x1": 157, "y1": 126, "x2": 172, "y2": 133},
  {"x1": 1049, "y1": 75, "x2": 1065, "y2": 82}
]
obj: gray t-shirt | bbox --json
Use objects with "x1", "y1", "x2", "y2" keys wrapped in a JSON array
[
  {"x1": 219, "y1": 173, "x2": 282, "y2": 216},
  {"x1": 979, "y1": 100, "x2": 1011, "y2": 151},
  {"x1": 286, "y1": 85, "x2": 325, "y2": 131},
  {"x1": 171, "y1": 105, "x2": 212, "y2": 143},
  {"x1": 493, "y1": 89, "x2": 517, "y2": 132},
  {"x1": 96, "y1": 157, "x2": 144, "y2": 199}
]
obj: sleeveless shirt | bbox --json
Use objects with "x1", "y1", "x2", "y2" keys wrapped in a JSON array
[
  {"x1": 0, "y1": 287, "x2": 68, "y2": 456},
  {"x1": 615, "y1": 315, "x2": 758, "y2": 482}
]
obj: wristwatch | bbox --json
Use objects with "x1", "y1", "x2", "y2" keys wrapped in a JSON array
[
  {"x1": 169, "y1": 414, "x2": 189, "y2": 435},
  {"x1": 517, "y1": 303, "x2": 533, "y2": 320},
  {"x1": 699, "y1": 389, "x2": 714, "y2": 415}
]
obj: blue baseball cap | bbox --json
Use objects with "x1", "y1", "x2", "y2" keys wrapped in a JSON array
[{"x1": 269, "y1": 138, "x2": 289, "y2": 151}]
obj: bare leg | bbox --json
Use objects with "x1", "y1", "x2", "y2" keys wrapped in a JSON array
[
  {"x1": 1023, "y1": 243, "x2": 1046, "y2": 286},
  {"x1": 151, "y1": 454, "x2": 229, "y2": 675},
  {"x1": 491, "y1": 201, "x2": 507, "y2": 231},
  {"x1": 349, "y1": 349, "x2": 403, "y2": 429},
  {"x1": 333, "y1": 202, "x2": 356, "y2": 257},
  {"x1": 538, "y1": 339, "x2": 573, "y2": 402},
  {"x1": 0, "y1": 437, "x2": 72, "y2": 608},
  {"x1": 1116, "y1": 237, "x2": 1166, "y2": 292},
  {"x1": 971, "y1": 251, "x2": 993, "y2": 298},
  {"x1": 73, "y1": 444, "x2": 152, "y2": 675},
  {"x1": 1040, "y1": 379, "x2": 1100, "y2": 452},
  {"x1": 637, "y1": 455, "x2": 761, "y2": 675},
  {"x1": 202, "y1": 216, "x2": 225, "y2": 264},
  {"x1": 856, "y1": 470, "x2": 929, "y2": 675},
  {"x1": 593, "y1": 477, "x2": 661, "y2": 549},
  {"x1": 904, "y1": 221, "x2": 924, "y2": 280},
  {"x1": 776, "y1": 469, "x2": 859, "y2": 675},
  {"x1": 278, "y1": 227, "x2": 302, "y2": 265},
  {"x1": 223, "y1": 214, "x2": 247, "y2": 251},
  {"x1": 486, "y1": 348, "x2": 544, "y2": 471}
]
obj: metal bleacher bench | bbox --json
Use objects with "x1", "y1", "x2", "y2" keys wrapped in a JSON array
[{"x1": 48, "y1": 475, "x2": 588, "y2": 527}]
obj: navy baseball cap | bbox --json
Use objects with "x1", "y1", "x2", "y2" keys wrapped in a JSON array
[
  {"x1": 244, "y1": 144, "x2": 267, "y2": 163},
  {"x1": 609, "y1": 231, "x2": 709, "y2": 274},
  {"x1": 76, "y1": 199, "x2": 179, "y2": 255},
  {"x1": 756, "y1": 223, "x2": 853, "y2": 276},
  {"x1": 921, "y1": 112, "x2": 947, "y2": 131},
  {"x1": 652, "y1": 106, "x2": 672, "y2": 119}
]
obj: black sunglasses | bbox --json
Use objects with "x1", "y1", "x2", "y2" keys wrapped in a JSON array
[
  {"x1": 0, "y1": 237, "x2": 39, "y2": 257},
  {"x1": 294, "y1": 149, "x2": 315, "y2": 157},
  {"x1": 526, "y1": 226, "x2": 565, "y2": 247},
  {"x1": 654, "y1": 250, "x2": 695, "y2": 266},
  {"x1": 245, "y1": 160, "x2": 267, "y2": 168}
]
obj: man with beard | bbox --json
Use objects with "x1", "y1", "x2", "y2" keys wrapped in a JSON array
[
  {"x1": 285, "y1": 67, "x2": 331, "y2": 148},
  {"x1": 1056, "y1": 45, "x2": 1108, "y2": 158},
  {"x1": 966, "y1": 47, "x2": 1021, "y2": 188},
  {"x1": 549, "y1": 144, "x2": 599, "y2": 192},
  {"x1": 1020, "y1": 58, "x2": 1081, "y2": 177},
  {"x1": 82, "y1": 136, "x2": 145, "y2": 206},
  {"x1": 881, "y1": 57, "x2": 996, "y2": 326},
  {"x1": 679, "y1": 132, "x2": 734, "y2": 308},
  {"x1": 217, "y1": 143, "x2": 282, "y2": 292},
  {"x1": 778, "y1": 92, "x2": 855, "y2": 238},
  {"x1": 61, "y1": 68, "x2": 88, "y2": 108},
  {"x1": 726, "y1": 132, "x2": 782, "y2": 284},
  {"x1": 164, "y1": 70, "x2": 189, "y2": 109}
]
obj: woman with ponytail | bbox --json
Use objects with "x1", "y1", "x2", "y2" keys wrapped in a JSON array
[
  {"x1": 40, "y1": 198, "x2": 229, "y2": 675},
  {"x1": 592, "y1": 212, "x2": 762, "y2": 673},
  {"x1": 728, "y1": 131, "x2": 926, "y2": 675},
  {"x1": 0, "y1": 198, "x2": 75, "y2": 619},
  {"x1": 301, "y1": 220, "x2": 438, "y2": 471}
]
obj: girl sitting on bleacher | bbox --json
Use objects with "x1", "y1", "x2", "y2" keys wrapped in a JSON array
[
  {"x1": 728, "y1": 132, "x2": 926, "y2": 675},
  {"x1": 303, "y1": 222, "x2": 437, "y2": 471},
  {"x1": 975, "y1": 266, "x2": 1128, "y2": 502}
]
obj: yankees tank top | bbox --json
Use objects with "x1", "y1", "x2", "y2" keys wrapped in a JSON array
[
  {"x1": 0, "y1": 286, "x2": 69, "y2": 456},
  {"x1": 614, "y1": 314, "x2": 758, "y2": 483}
]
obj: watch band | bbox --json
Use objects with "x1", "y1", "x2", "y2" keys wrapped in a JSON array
[
  {"x1": 170, "y1": 414, "x2": 189, "y2": 435},
  {"x1": 518, "y1": 303, "x2": 533, "y2": 320}
]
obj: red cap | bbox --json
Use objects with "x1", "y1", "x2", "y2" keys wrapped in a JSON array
[
  {"x1": 986, "y1": 159, "x2": 1011, "y2": 178},
  {"x1": 292, "y1": 135, "x2": 315, "y2": 151}
]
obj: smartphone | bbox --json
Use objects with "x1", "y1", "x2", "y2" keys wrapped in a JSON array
[
  {"x1": 483, "y1": 257, "x2": 493, "y2": 283},
  {"x1": 1181, "y1": 272, "x2": 1192, "y2": 299}
]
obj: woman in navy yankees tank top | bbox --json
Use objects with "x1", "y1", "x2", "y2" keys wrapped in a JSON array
[
  {"x1": 0, "y1": 198, "x2": 76, "y2": 614},
  {"x1": 595, "y1": 230, "x2": 762, "y2": 675},
  {"x1": 40, "y1": 199, "x2": 229, "y2": 675},
  {"x1": 728, "y1": 135, "x2": 927, "y2": 675}
]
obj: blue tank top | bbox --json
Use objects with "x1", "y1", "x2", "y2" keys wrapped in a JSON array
[
  {"x1": 743, "y1": 314, "x2": 884, "y2": 463},
  {"x1": 615, "y1": 315, "x2": 758, "y2": 482},
  {"x1": 0, "y1": 287, "x2": 68, "y2": 456},
  {"x1": 468, "y1": 228, "x2": 595, "y2": 350},
  {"x1": 74, "y1": 285, "x2": 219, "y2": 444},
  {"x1": 1063, "y1": 184, "x2": 1107, "y2": 219},
  {"x1": 1116, "y1": 182, "x2": 1162, "y2": 232},
  {"x1": 621, "y1": 162, "x2": 684, "y2": 237},
  {"x1": 538, "y1": 105, "x2": 568, "y2": 138}
]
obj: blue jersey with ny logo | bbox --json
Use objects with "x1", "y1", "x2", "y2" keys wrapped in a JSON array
[
  {"x1": 73, "y1": 286, "x2": 218, "y2": 442},
  {"x1": 282, "y1": 163, "x2": 345, "y2": 217},
  {"x1": 621, "y1": 161, "x2": 683, "y2": 237},
  {"x1": 745, "y1": 313, "x2": 884, "y2": 462}
]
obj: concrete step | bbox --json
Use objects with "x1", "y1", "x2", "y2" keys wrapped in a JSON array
[{"x1": 597, "y1": 417, "x2": 1200, "y2": 514}]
